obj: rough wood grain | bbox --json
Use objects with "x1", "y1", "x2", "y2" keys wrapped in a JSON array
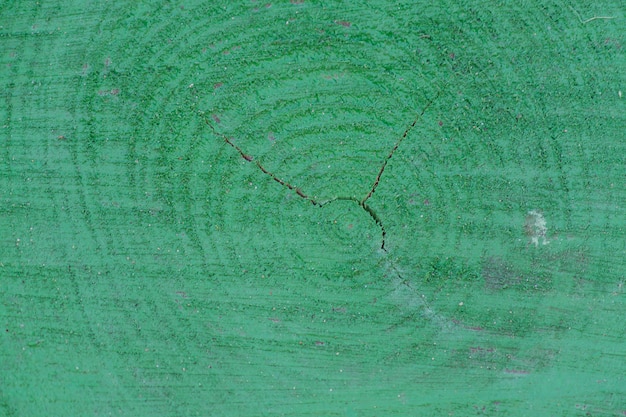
[{"x1": 1, "y1": 1, "x2": 625, "y2": 416}]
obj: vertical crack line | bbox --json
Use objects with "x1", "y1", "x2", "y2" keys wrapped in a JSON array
[
  {"x1": 361, "y1": 201, "x2": 387, "y2": 251},
  {"x1": 204, "y1": 117, "x2": 321, "y2": 206},
  {"x1": 361, "y1": 92, "x2": 440, "y2": 205}
]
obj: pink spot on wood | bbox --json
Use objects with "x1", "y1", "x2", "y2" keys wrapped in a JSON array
[
  {"x1": 504, "y1": 369, "x2": 530, "y2": 375},
  {"x1": 335, "y1": 20, "x2": 351, "y2": 27},
  {"x1": 469, "y1": 346, "x2": 494, "y2": 353}
]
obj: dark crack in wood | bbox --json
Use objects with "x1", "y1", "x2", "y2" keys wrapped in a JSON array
[
  {"x1": 361, "y1": 92, "x2": 439, "y2": 205},
  {"x1": 204, "y1": 93, "x2": 438, "y2": 251}
]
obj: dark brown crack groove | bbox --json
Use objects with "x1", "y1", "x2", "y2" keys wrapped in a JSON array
[{"x1": 205, "y1": 93, "x2": 439, "y2": 251}]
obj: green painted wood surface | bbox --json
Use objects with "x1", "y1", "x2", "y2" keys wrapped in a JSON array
[{"x1": 1, "y1": 1, "x2": 625, "y2": 416}]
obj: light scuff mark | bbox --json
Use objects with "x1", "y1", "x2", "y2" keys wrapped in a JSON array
[{"x1": 525, "y1": 209, "x2": 549, "y2": 247}]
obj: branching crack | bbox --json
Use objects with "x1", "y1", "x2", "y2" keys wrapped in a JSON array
[{"x1": 205, "y1": 92, "x2": 439, "y2": 251}]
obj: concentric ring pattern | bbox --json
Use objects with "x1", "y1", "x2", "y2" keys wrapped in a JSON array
[{"x1": 2, "y1": 1, "x2": 625, "y2": 416}]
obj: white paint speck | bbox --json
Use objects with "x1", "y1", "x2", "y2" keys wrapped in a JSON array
[{"x1": 525, "y1": 209, "x2": 549, "y2": 246}]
